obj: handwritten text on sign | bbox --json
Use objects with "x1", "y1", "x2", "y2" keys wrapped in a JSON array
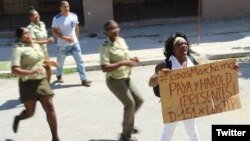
[{"x1": 158, "y1": 58, "x2": 241, "y2": 123}]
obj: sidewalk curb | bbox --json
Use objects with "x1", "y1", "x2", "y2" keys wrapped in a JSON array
[
  {"x1": 207, "y1": 52, "x2": 250, "y2": 60},
  {"x1": 0, "y1": 58, "x2": 164, "y2": 78},
  {"x1": 1, "y1": 53, "x2": 248, "y2": 78},
  {"x1": 0, "y1": 53, "x2": 246, "y2": 78}
]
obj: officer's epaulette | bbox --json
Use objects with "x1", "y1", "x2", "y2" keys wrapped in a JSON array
[
  {"x1": 15, "y1": 42, "x2": 25, "y2": 48},
  {"x1": 102, "y1": 40, "x2": 109, "y2": 46},
  {"x1": 14, "y1": 44, "x2": 19, "y2": 48}
]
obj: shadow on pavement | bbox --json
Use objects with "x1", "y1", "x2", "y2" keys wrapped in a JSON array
[
  {"x1": 0, "y1": 99, "x2": 21, "y2": 111},
  {"x1": 5, "y1": 139, "x2": 14, "y2": 141},
  {"x1": 50, "y1": 81, "x2": 82, "y2": 89},
  {"x1": 4, "y1": 139, "x2": 14, "y2": 141},
  {"x1": 231, "y1": 46, "x2": 250, "y2": 50},
  {"x1": 89, "y1": 139, "x2": 117, "y2": 141},
  {"x1": 238, "y1": 62, "x2": 250, "y2": 79}
]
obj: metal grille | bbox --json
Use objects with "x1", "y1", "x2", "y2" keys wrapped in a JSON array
[
  {"x1": 0, "y1": 0, "x2": 84, "y2": 31},
  {"x1": 113, "y1": 0, "x2": 198, "y2": 22}
]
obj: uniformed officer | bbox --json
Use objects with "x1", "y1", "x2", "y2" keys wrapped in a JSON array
[
  {"x1": 99, "y1": 20, "x2": 144, "y2": 141},
  {"x1": 27, "y1": 7, "x2": 54, "y2": 82},
  {"x1": 11, "y1": 27, "x2": 60, "y2": 141}
]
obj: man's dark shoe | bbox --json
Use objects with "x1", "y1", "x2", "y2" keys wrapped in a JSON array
[
  {"x1": 13, "y1": 116, "x2": 20, "y2": 133},
  {"x1": 81, "y1": 80, "x2": 92, "y2": 87},
  {"x1": 119, "y1": 135, "x2": 137, "y2": 141},
  {"x1": 132, "y1": 128, "x2": 140, "y2": 134},
  {"x1": 56, "y1": 75, "x2": 64, "y2": 83}
]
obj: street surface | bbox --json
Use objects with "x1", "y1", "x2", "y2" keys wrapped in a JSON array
[{"x1": 0, "y1": 62, "x2": 250, "y2": 141}]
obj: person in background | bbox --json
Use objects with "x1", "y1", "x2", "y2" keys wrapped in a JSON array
[
  {"x1": 148, "y1": 32, "x2": 200, "y2": 141},
  {"x1": 51, "y1": 0, "x2": 92, "y2": 86},
  {"x1": 99, "y1": 20, "x2": 144, "y2": 141},
  {"x1": 11, "y1": 27, "x2": 60, "y2": 141},
  {"x1": 27, "y1": 6, "x2": 54, "y2": 83}
]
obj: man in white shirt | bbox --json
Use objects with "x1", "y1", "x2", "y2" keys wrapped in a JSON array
[{"x1": 52, "y1": 0, "x2": 92, "y2": 86}]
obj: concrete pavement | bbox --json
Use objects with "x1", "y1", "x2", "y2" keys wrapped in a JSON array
[
  {"x1": 0, "y1": 63, "x2": 250, "y2": 141},
  {"x1": 1, "y1": 18, "x2": 250, "y2": 75},
  {"x1": 1, "y1": 18, "x2": 250, "y2": 141}
]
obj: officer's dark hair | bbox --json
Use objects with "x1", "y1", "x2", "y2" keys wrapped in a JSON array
[
  {"x1": 103, "y1": 20, "x2": 117, "y2": 32},
  {"x1": 28, "y1": 6, "x2": 37, "y2": 16},
  {"x1": 164, "y1": 32, "x2": 191, "y2": 60},
  {"x1": 16, "y1": 27, "x2": 26, "y2": 39}
]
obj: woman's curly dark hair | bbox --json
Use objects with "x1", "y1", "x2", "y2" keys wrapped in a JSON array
[{"x1": 164, "y1": 32, "x2": 191, "y2": 60}]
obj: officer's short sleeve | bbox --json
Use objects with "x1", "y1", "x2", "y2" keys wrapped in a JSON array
[
  {"x1": 11, "y1": 47, "x2": 22, "y2": 67},
  {"x1": 99, "y1": 46, "x2": 110, "y2": 65}
]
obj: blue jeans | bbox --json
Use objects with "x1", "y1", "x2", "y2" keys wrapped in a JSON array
[{"x1": 56, "y1": 43, "x2": 87, "y2": 80}]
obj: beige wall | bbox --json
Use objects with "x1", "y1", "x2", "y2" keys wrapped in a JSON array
[
  {"x1": 82, "y1": 0, "x2": 113, "y2": 32},
  {"x1": 202, "y1": 0, "x2": 250, "y2": 20},
  {"x1": 81, "y1": 0, "x2": 250, "y2": 31}
]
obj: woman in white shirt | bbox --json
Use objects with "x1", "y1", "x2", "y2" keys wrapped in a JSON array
[{"x1": 148, "y1": 32, "x2": 200, "y2": 141}]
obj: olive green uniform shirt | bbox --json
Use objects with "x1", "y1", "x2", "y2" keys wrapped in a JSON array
[
  {"x1": 27, "y1": 21, "x2": 49, "y2": 59},
  {"x1": 100, "y1": 36, "x2": 131, "y2": 79},
  {"x1": 11, "y1": 42, "x2": 46, "y2": 81}
]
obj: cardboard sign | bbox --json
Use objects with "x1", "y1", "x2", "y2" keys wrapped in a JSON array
[{"x1": 158, "y1": 58, "x2": 241, "y2": 123}]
